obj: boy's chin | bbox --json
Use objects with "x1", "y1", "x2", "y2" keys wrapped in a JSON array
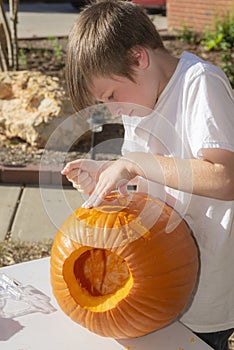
[{"x1": 127, "y1": 106, "x2": 154, "y2": 117}]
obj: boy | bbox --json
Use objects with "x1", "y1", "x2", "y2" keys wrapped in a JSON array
[{"x1": 62, "y1": 1, "x2": 234, "y2": 348}]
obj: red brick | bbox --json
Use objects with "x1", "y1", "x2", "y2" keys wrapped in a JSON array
[{"x1": 167, "y1": 0, "x2": 233, "y2": 32}]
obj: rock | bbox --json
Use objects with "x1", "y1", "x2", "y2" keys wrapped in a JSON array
[{"x1": 0, "y1": 71, "x2": 77, "y2": 148}]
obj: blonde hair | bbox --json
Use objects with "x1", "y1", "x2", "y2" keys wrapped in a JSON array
[{"x1": 66, "y1": 0, "x2": 164, "y2": 111}]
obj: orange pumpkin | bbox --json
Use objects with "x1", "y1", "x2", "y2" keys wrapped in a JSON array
[{"x1": 50, "y1": 192, "x2": 199, "y2": 339}]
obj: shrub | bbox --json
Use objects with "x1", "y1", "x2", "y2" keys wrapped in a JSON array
[{"x1": 201, "y1": 13, "x2": 234, "y2": 87}]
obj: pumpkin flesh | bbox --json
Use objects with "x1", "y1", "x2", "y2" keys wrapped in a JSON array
[{"x1": 63, "y1": 247, "x2": 133, "y2": 312}]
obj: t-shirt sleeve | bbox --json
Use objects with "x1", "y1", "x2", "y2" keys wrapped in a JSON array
[{"x1": 185, "y1": 69, "x2": 234, "y2": 158}]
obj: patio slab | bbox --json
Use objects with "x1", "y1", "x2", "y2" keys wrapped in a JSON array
[
  {"x1": 0, "y1": 185, "x2": 22, "y2": 240},
  {"x1": 10, "y1": 185, "x2": 84, "y2": 241}
]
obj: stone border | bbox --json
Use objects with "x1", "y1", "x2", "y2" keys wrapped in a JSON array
[{"x1": 0, "y1": 165, "x2": 71, "y2": 186}]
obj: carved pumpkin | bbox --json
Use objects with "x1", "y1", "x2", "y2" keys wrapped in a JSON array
[{"x1": 50, "y1": 192, "x2": 199, "y2": 339}]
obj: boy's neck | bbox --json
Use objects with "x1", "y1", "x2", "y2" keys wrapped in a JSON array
[{"x1": 151, "y1": 48, "x2": 179, "y2": 98}]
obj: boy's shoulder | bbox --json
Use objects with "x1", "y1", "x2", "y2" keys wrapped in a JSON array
[{"x1": 178, "y1": 51, "x2": 226, "y2": 82}]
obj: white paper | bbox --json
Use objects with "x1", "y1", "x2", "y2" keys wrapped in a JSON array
[{"x1": 0, "y1": 258, "x2": 212, "y2": 350}]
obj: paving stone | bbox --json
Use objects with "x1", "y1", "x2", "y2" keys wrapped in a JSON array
[
  {"x1": 11, "y1": 185, "x2": 84, "y2": 241},
  {"x1": 0, "y1": 184, "x2": 22, "y2": 240}
]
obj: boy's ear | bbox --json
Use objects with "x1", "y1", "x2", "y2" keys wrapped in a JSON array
[{"x1": 129, "y1": 46, "x2": 149, "y2": 69}]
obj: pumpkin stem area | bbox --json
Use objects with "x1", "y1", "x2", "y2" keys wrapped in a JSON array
[{"x1": 63, "y1": 247, "x2": 133, "y2": 312}]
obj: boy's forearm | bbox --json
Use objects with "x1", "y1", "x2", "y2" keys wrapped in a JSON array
[{"x1": 124, "y1": 152, "x2": 234, "y2": 201}]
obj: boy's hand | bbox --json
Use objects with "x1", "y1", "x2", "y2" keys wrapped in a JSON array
[
  {"x1": 61, "y1": 159, "x2": 102, "y2": 194},
  {"x1": 82, "y1": 158, "x2": 136, "y2": 208}
]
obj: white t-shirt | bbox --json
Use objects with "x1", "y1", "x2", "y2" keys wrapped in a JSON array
[{"x1": 121, "y1": 51, "x2": 234, "y2": 333}]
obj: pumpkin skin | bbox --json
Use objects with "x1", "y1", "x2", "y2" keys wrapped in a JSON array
[{"x1": 50, "y1": 192, "x2": 199, "y2": 339}]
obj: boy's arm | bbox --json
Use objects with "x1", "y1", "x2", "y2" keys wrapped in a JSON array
[
  {"x1": 131, "y1": 149, "x2": 234, "y2": 200},
  {"x1": 82, "y1": 148, "x2": 234, "y2": 208}
]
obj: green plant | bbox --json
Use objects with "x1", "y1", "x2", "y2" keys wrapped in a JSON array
[
  {"x1": 18, "y1": 48, "x2": 27, "y2": 69},
  {"x1": 221, "y1": 52, "x2": 234, "y2": 88},
  {"x1": 201, "y1": 13, "x2": 234, "y2": 87},
  {"x1": 47, "y1": 36, "x2": 63, "y2": 62},
  {"x1": 201, "y1": 13, "x2": 234, "y2": 51},
  {"x1": 176, "y1": 26, "x2": 199, "y2": 44}
]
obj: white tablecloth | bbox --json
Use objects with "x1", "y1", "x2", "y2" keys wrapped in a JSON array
[{"x1": 0, "y1": 257, "x2": 212, "y2": 350}]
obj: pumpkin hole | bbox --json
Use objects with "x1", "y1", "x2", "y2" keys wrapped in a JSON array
[{"x1": 74, "y1": 249, "x2": 130, "y2": 297}]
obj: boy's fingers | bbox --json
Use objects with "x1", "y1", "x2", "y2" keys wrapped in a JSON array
[
  {"x1": 61, "y1": 168, "x2": 68, "y2": 175},
  {"x1": 64, "y1": 168, "x2": 81, "y2": 180},
  {"x1": 82, "y1": 176, "x2": 130, "y2": 208},
  {"x1": 61, "y1": 160, "x2": 82, "y2": 174},
  {"x1": 82, "y1": 184, "x2": 105, "y2": 208},
  {"x1": 82, "y1": 195, "x2": 102, "y2": 209},
  {"x1": 77, "y1": 171, "x2": 89, "y2": 183},
  {"x1": 61, "y1": 165, "x2": 75, "y2": 175},
  {"x1": 67, "y1": 169, "x2": 87, "y2": 184},
  {"x1": 73, "y1": 176, "x2": 94, "y2": 194}
]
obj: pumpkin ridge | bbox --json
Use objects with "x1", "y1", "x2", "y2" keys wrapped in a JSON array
[
  {"x1": 70, "y1": 305, "x2": 86, "y2": 324},
  {"x1": 51, "y1": 240, "x2": 70, "y2": 260},
  {"x1": 132, "y1": 273, "x2": 196, "y2": 293},
  {"x1": 92, "y1": 313, "x2": 110, "y2": 338},
  {"x1": 106, "y1": 309, "x2": 132, "y2": 338},
  {"x1": 122, "y1": 294, "x2": 174, "y2": 320},
  {"x1": 146, "y1": 259, "x2": 198, "y2": 278},
  {"x1": 83, "y1": 309, "x2": 92, "y2": 326},
  {"x1": 119, "y1": 298, "x2": 171, "y2": 335},
  {"x1": 111, "y1": 306, "x2": 146, "y2": 337},
  {"x1": 62, "y1": 298, "x2": 77, "y2": 316},
  {"x1": 131, "y1": 297, "x2": 180, "y2": 315},
  {"x1": 83, "y1": 209, "x2": 101, "y2": 226},
  {"x1": 54, "y1": 290, "x2": 77, "y2": 314},
  {"x1": 122, "y1": 297, "x2": 162, "y2": 322}
]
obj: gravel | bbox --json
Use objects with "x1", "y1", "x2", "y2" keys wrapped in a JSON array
[{"x1": 0, "y1": 239, "x2": 53, "y2": 267}]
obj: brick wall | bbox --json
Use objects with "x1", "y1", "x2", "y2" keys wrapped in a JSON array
[{"x1": 167, "y1": 0, "x2": 234, "y2": 32}]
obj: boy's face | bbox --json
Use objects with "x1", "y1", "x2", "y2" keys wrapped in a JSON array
[{"x1": 90, "y1": 71, "x2": 160, "y2": 117}]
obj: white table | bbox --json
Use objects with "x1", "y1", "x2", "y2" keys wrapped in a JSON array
[{"x1": 0, "y1": 258, "x2": 212, "y2": 350}]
